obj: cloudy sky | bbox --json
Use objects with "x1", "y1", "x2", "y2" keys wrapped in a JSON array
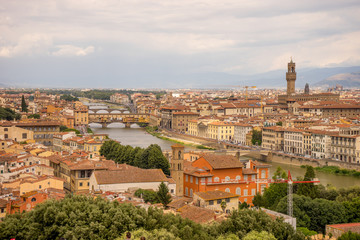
[{"x1": 0, "y1": 0, "x2": 360, "y2": 88}]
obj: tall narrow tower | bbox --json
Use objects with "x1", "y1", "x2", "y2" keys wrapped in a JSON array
[
  {"x1": 170, "y1": 144, "x2": 184, "y2": 196},
  {"x1": 286, "y1": 59, "x2": 296, "y2": 95}
]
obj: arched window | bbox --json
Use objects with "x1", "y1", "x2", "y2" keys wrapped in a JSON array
[
  {"x1": 31, "y1": 197, "x2": 36, "y2": 202},
  {"x1": 236, "y1": 187, "x2": 241, "y2": 195},
  {"x1": 4, "y1": 128, "x2": 8, "y2": 132},
  {"x1": 225, "y1": 176, "x2": 230, "y2": 181},
  {"x1": 214, "y1": 177, "x2": 220, "y2": 182},
  {"x1": 225, "y1": 188, "x2": 230, "y2": 193},
  {"x1": 178, "y1": 151, "x2": 182, "y2": 160},
  {"x1": 235, "y1": 175, "x2": 241, "y2": 181}
]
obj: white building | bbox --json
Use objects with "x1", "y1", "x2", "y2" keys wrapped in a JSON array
[
  {"x1": 89, "y1": 165, "x2": 176, "y2": 194},
  {"x1": 233, "y1": 123, "x2": 253, "y2": 145},
  {"x1": 284, "y1": 128, "x2": 304, "y2": 155},
  {"x1": 310, "y1": 130, "x2": 331, "y2": 159}
]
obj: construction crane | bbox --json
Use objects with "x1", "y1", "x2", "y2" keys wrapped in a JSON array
[
  {"x1": 244, "y1": 86, "x2": 256, "y2": 102},
  {"x1": 269, "y1": 171, "x2": 320, "y2": 216}
]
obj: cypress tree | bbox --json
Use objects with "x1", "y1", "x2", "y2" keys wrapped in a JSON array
[{"x1": 21, "y1": 95, "x2": 28, "y2": 112}]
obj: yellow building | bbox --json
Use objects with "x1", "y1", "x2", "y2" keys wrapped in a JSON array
[
  {"x1": 207, "y1": 122, "x2": 235, "y2": 141},
  {"x1": 84, "y1": 139, "x2": 103, "y2": 155},
  {"x1": 15, "y1": 121, "x2": 60, "y2": 146},
  {"x1": 74, "y1": 105, "x2": 89, "y2": 126},
  {"x1": 0, "y1": 199, "x2": 6, "y2": 220},
  {"x1": 19, "y1": 175, "x2": 64, "y2": 195},
  {"x1": 0, "y1": 125, "x2": 34, "y2": 143},
  {"x1": 193, "y1": 190, "x2": 239, "y2": 214}
]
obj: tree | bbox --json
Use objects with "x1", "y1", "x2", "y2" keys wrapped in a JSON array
[
  {"x1": 157, "y1": 182, "x2": 172, "y2": 208},
  {"x1": 296, "y1": 166, "x2": 318, "y2": 199},
  {"x1": 243, "y1": 231, "x2": 276, "y2": 240},
  {"x1": 0, "y1": 107, "x2": 21, "y2": 120},
  {"x1": 251, "y1": 130, "x2": 262, "y2": 146},
  {"x1": 221, "y1": 201, "x2": 227, "y2": 212},
  {"x1": 21, "y1": 95, "x2": 28, "y2": 112},
  {"x1": 28, "y1": 114, "x2": 40, "y2": 119},
  {"x1": 275, "y1": 194, "x2": 348, "y2": 232},
  {"x1": 338, "y1": 231, "x2": 360, "y2": 240}
]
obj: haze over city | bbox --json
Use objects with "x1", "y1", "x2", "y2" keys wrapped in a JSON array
[{"x1": 1, "y1": 0, "x2": 360, "y2": 88}]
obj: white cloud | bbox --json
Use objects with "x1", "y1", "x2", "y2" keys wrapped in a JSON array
[
  {"x1": 0, "y1": 34, "x2": 52, "y2": 57},
  {"x1": 51, "y1": 45, "x2": 95, "y2": 56}
]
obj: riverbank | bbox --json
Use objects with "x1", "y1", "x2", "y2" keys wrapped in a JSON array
[
  {"x1": 145, "y1": 126, "x2": 215, "y2": 150},
  {"x1": 301, "y1": 165, "x2": 360, "y2": 178}
]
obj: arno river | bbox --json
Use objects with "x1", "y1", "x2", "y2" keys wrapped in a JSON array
[{"x1": 91, "y1": 123, "x2": 360, "y2": 189}]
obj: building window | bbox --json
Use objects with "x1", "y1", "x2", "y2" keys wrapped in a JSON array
[
  {"x1": 190, "y1": 189, "x2": 193, "y2": 197},
  {"x1": 225, "y1": 176, "x2": 230, "y2": 181},
  {"x1": 214, "y1": 177, "x2": 219, "y2": 182},
  {"x1": 185, "y1": 175, "x2": 188, "y2": 182},
  {"x1": 244, "y1": 175, "x2": 248, "y2": 181},
  {"x1": 244, "y1": 189, "x2": 248, "y2": 196},
  {"x1": 236, "y1": 175, "x2": 241, "y2": 181},
  {"x1": 196, "y1": 177, "x2": 198, "y2": 184},
  {"x1": 4, "y1": 128, "x2": 8, "y2": 132},
  {"x1": 261, "y1": 170, "x2": 266, "y2": 178},
  {"x1": 225, "y1": 198, "x2": 230, "y2": 203},
  {"x1": 209, "y1": 200, "x2": 214, "y2": 205},
  {"x1": 225, "y1": 188, "x2": 230, "y2": 193},
  {"x1": 217, "y1": 199, "x2": 222, "y2": 204},
  {"x1": 190, "y1": 176, "x2": 193, "y2": 183},
  {"x1": 79, "y1": 182, "x2": 83, "y2": 187},
  {"x1": 4, "y1": 134, "x2": 8, "y2": 139},
  {"x1": 251, "y1": 175, "x2": 255, "y2": 181},
  {"x1": 251, "y1": 189, "x2": 256, "y2": 196},
  {"x1": 236, "y1": 187, "x2": 241, "y2": 195},
  {"x1": 31, "y1": 198, "x2": 36, "y2": 202}
]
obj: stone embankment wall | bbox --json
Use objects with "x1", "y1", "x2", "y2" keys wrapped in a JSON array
[{"x1": 267, "y1": 152, "x2": 360, "y2": 171}]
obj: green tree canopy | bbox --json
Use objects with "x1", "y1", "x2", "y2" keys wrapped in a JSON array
[
  {"x1": 243, "y1": 230, "x2": 277, "y2": 240},
  {"x1": 0, "y1": 107, "x2": 21, "y2": 120}
]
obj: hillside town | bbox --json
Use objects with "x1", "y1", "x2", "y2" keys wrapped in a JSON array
[{"x1": 1, "y1": 61, "x2": 360, "y2": 239}]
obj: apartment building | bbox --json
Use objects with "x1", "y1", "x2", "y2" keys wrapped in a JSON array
[
  {"x1": 330, "y1": 134, "x2": 360, "y2": 163},
  {"x1": 262, "y1": 126, "x2": 284, "y2": 151},
  {"x1": 284, "y1": 128, "x2": 303, "y2": 155},
  {"x1": 207, "y1": 122, "x2": 234, "y2": 141},
  {"x1": 233, "y1": 123, "x2": 253, "y2": 145},
  {"x1": 172, "y1": 112, "x2": 199, "y2": 133}
]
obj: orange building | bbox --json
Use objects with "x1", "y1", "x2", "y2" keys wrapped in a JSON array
[
  {"x1": 6, "y1": 191, "x2": 48, "y2": 214},
  {"x1": 183, "y1": 154, "x2": 270, "y2": 205}
]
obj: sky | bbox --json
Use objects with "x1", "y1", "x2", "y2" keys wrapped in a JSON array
[{"x1": 0, "y1": 0, "x2": 360, "y2": 88}]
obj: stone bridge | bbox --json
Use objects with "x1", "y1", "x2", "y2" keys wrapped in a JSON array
[
  {"x1": 88, "y1": 113, "x2": 149, "y2": 128},
  {"x1": 88, "y1": 108, "x2": 129, "y2": 114}
]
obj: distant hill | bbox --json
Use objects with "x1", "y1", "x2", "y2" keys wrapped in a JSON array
[
  {"x1": 313, "y1": 72, "x2": 360, "y2": 88},
  {"x1": 183, "y1": 66, "x2": 360, "y2": 89}
]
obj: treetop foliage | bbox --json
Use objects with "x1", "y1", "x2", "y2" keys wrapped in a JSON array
[
  {"x1": 0, "y1": 195, "x2": 303, "y2": 240},
  {"x1": 0, "y1": 107, "x2": 21, "y2": 121},
  {"x1": 100, "y1": 140, "x2": 170, "y2": 175}
]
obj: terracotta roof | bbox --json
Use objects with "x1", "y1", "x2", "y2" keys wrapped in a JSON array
[
  {"x1": 195, "y1": 190, "x2": 239, "y2": 201},
  {"x1": 200, "y1": 154, "x2": 243, "y2": 169},
  {"x1": 178, "y1": 205, "x2": 215, "y2": 224},
  {"x1": 242, "y1": 169, "x2": 258, "y2": 175},
  {"x1": 172, "y1": 111, "x2": 199, "y2": 115},
  {"x1": 94, "y1": 168, "x2": 169, "y2": 185}
]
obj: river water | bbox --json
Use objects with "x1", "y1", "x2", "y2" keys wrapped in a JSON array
[{"x1": 91, "y1": 124, "x2": 360, "y2": 189}]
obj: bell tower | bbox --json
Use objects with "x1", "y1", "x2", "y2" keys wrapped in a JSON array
[
  {"x1": 286, "y1": 58, "x2": 296, "y2": 95},
  {"x1": 171, "y1": 144, "x2": 184, "y2": 196}
]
